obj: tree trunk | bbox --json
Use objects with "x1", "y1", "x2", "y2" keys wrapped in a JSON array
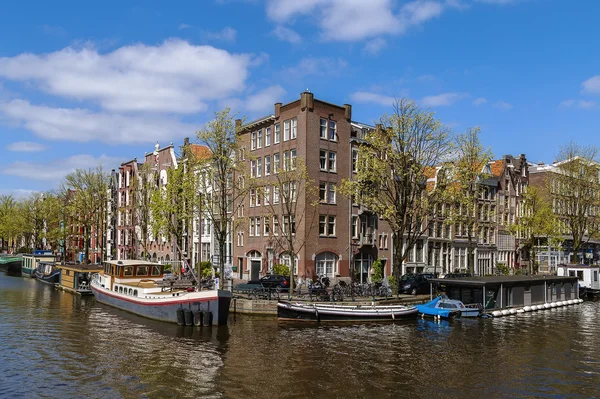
[{"x1": 393, "y1": 233, "x2": 403, "y2": 297}]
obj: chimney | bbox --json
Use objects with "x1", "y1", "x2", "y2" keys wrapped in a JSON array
[
  {"x1": 274, "y1": 102, "x2": 282, "y2": 119},
  {"x1": 301, "y1": 91, "x2": 314, "y2": 111},
  {"x1": 235, "y1": 119, "x2": 242, "y2": 128},
  {"x1": 344, "y1": 104, "x2": 352, "y2": 121}
]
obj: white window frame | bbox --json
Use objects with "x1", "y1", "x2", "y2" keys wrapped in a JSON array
[
  {"x1": 257, "y1": 129, "x2": 263, "y2": 149},
  {"x1": 291, "y1": 117, "x2": 297, "y2": 139},
  {"x1": 251, "y1": 132, "x2": 257, "y2": 150},
  {"x1": 265, "y1": 127, "x2": 271, "y2": 147},
  {"x1": 320, "y1": 118, "x2": 327, "y2": 139},
  {"x1": 329, "y1": 120, "x2": 337, "y2": 141},
  {"x1": 265, "y1": 155, "x2": 271, "y2": 176},
  {"x1": 284, "y1": 120, "x2": 290, "y2": 142},
  {"x1": 275, "y1": 123, "x2": 281, "y2": 144}
]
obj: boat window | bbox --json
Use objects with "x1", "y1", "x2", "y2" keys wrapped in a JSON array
[
  {"x1": 66, "y1": 270, "x2": 70, "y2": 276},
  {"x1": 133, "y1": 290, "x2": 138, "y2": 296},
  {"x1": 128, "y1": 289, "x2": 133, "y2": 295},
  {"x1": 576, "y1": 271, "x2": 584, "y2": 281},
  {"x1": 439, "y1": 303, "x2": 458, "y2": 309},
  {"x1": 114, "y1": 286, "x2": 118, "y2": 291},
  {"x1": 124, "y1": 266, "x2": 134, "y2": 276},
  {"x1": 119, "y1": 286, "x2": 123, "y2": 293},
  {"x1": 151, "y1": 266, "x2": 161, "y2": 276},
  {"x1": 136, "y1": 266, "x2": 149, "y2": 276}
]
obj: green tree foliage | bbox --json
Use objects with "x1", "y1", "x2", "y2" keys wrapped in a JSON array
[
  {"x1": 272, "y1": 263, "x2": 290, "y2": 276},
  {"x1": 443, "y1": 127, "x2": 493, "y2": 275},
  {"x1": 371, "y1": 259, "x2": 384, "y2": 283},
  {"x1": 149, "y1": 156, "x2": 198, "y2": 269},
  {"x1": 0, "y1": 195, "x2": 21, "y2": 252},
  {"x1": 61, "y1": 166, "x2": 109, "y2": 263},
  {"x1": 510, "y1": 186, "x2": 561, "y2": 274},
  {"x1": 340, "y1": 99, "x2": 452, "y2": 292},
  {"x1": 196, "y1": 108, "x2": 247, "y2": 289},
  {"x1": 550, "y1": 142, "x2": 600, "y2": 263}
]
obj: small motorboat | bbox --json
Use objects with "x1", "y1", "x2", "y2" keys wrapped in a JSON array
[
  {"x1": 277, "y1": 301, "x2": 418, "y2": 321},
  {"x1": 416, "y1": 296, "x2": 481, "y2": 319},
  {"x1": 34, "y1": 262, "x2": 61, "y2": 285}
]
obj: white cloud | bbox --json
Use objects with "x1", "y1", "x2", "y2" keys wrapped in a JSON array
[
  {"x1": 205, "y1": 27, "x2": 237, "y2": 42},
  {"x1": 475, "y1": 0, "x2": 518, "y2": 4},
  {"x1": 0, "y1": 39, "x2": 253, "y2": 114},
  {"x1": 178, "y1": 23, "x2": 192, "y2": 30},
  {"x1": 582, "y1": 75, "x2": 600, "y2": 94},
  {"x1": 266, "y1": 0, "x2": 444, "y2": 42},
  {"x1": 0, "y1": 188, "x2": 38, "y2": 199},
  {"x1": 6, "y1": 141, "x2": 46, "y2": 152},
  {"x1": 284, "y1": 57, "x2": 347, "y2": 77},
  {"x1": 245, "y1": 85, "x2": 287, "y2": 112},
  {"x1": 493, "y1": 100, "x2": 513, "y2": 110},
  {"x1": 473, "y1": 97, "x2": 487, "y2": 106},
  {"x1": 364, "y1": 38, "x2": 387, "y2": 55},
  {"x1": 272, "y1": 25, "x2": 302, "y2": 44},
  {"x1": 0, "y1": 99, "x2": 195, "y2": 144},
  {"x1": 3, "y1": 154, "x2": 123, "y2": 182},
  {"x1": 560, "y1": 99, "x2": 575, "y2": 108},
  {"x1": 560, "y1": 99, "x2": 596, "y2": 110},
  {"x1": 350, "y1": 91, "x2": 396, "y2": 107},
  {"x1": 421, "y1": 92, "x2": 464, "y2": 107}
]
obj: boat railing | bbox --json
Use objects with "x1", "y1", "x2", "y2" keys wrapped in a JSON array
[{"x1": 464, "y1": 303, "x2": 483, "y2": 310}]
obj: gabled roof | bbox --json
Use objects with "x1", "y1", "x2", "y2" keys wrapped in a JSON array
[
  {"x1": 189, "y1": 144, "x2": 212, "y2": 160},
  {"x1": 490, "y1": 159, "x2": 504, "y2": 177}
]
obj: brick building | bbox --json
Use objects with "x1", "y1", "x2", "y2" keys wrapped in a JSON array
[{"x1": 233, "y1": 91, "x2": 394, "y2": 282}]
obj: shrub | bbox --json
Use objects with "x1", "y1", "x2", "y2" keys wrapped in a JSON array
[
  {"x1": 273, "y1": 263, "x2": 290, "y2": 276},
  {"x1": 199, "y1": 261, "x2": 213, "y2": 278},
  {"x1": 496, "y1": 262, "x2": 510, "y2": 276},
  {"x1": 371, "y1": 259, "x2": 384, "y2": 283}
]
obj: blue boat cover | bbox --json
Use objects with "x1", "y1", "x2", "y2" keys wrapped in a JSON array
[{"x1": 416, "y1": 296, "x2": 454, "y2": 318}]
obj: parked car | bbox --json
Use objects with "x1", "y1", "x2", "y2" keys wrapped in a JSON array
[
  {"x1": 444, "y1": 273, "x2": 473, "y2": 279},
  {"x1": 248, "y1": 274, "x2": 290, "y2": 290},
  {"x1": 398, "y1": 273, "x2": 434, "y2": 295}
]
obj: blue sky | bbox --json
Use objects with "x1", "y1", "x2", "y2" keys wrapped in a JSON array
[{"x1": 0, "y1": 0, "x2": 599, "y2": 197}]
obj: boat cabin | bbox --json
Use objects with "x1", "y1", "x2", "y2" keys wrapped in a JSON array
[
  {"x1": 557, "y1": 264, "x2": 600, "y2": 299},
  {"x1": 430, "y1": 275, "x2": 580, "y2": 311},
  {"x1": 94, "y1": 260, "x2": 172, "y2": 298},
  {"x1": 57, "y1": 263, "x2": 103, "y2": 295},
  {"x1": 22, "y1": 251, "x2": 56, "y2": 276}
]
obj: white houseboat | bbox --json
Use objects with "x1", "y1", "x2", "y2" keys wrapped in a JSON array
[
  {"x1": 557, "y1": 263, "x2": 600, "y2": 299},
  {"x1": 91, "y1": 260, "x2": 231, "y2": 325}
]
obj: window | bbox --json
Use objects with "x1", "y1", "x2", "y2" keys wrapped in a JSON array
[
  {"x1": 283, "y1": 151, "x2": 290, "y2": 171},
  {"x1": 291, "y1": 149, "x2": 297, "y2": 170},
  {"x1": 136, "y1": 266, "x2": 149, "y2": 276},
  {"x1": 250, "y1": 189, "x2": 256, "y2": 207},
  {"x1": 227, "y1": 194, "x2": 233, "y2": 213},
  {"x1": 290, "y1": 181, "x2": 297, "y2": 202},
  {"x1": 280, "y1": 254, "x2": 298, "y2": 275},
  {"x1": 255, "y1": 189, "x2": 261, "y2": 206},
  {"x1": 265, "y1": 155, "x2": 271, "y2": 175},
  {"x1": 291, "y1": 117, "x2": 297, "y2": 139},
  {"x1": 264, "y1": 185, "x2": 271, "y2": 205},
  {"x1": 257, "y1": 129, "x2": 262, "y2": 149},
  {"x1": 275, "y1": 123, "x2": 281, "y2": 144},
  {"x1": 319, "y1": 215, "x2": 336, "y2": 236},
  {"x1": 237, "y1": 204, "x2": 245, "y2": 217},
  {"x1": 249, "y1": 218, "x2": 255, "y2": 236},
  {"x1": 273, "y1": 216, "x2": 279, "y2": 235},
  {"x1": 256, "y1": 217, "x2": 261, "y2": 236},
  {"x1": 320, "y1": 150, "x2": 336, "y2": 172},
  {"x1": 151, "y1": 266, "x2": 161, "y2": 276},
  {"x1": 328, "y1": 152, "x2": 336, "y2": 172},
  {"x1": 329, "y1": 120, "x2": 337, "y2": 141},
  {"x1": 265, "y1": 127, "x2": 271, "y2": 146},
  {"x1": 320, "y1": 118, "x2": 327, "y2": 139},
  {"x1": 274, "y1": 153, "x2": 280, "y2": 173},
  {"x1": 251, "y1": 132, "x2": 257, "y2": 150},
  {"x1": 273, "y1": 186, "x2": 280, "y2": 204},
  {"x1": 352, "y1": 216, "x2": 359, "y2": 238},
  {"x1": 264, "y1": 217, "x2": 270, "y2": 236},
  {"x1": 237, "y1": 232, "x2": 244, "y2": 247},
  {"x1": 251, "y1": 160, "x2": 256, "y2": 178},
  {"x1": 316, "y1": 252, "x2": 338, "y2": 277},
  {"x1": 352, "y1": 149, "x2": 359, "y2": 173},
  {"x1": 319, "y1": 182, "x2": 336, "y2": 204},
  {"x1": 256, "y1": 157, "x2": 262, "y2": 177},
  {"x1": 284, "y1": 120, "x2": 290, "y2": 141},
  {"x1": 124, "y1": 266, "x2": 133, "y2": 276},
  {"x1": 282, "y1": 214, "x2": 296, "y2": 234}
]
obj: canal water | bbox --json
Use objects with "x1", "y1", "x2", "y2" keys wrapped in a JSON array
[{"x1": 1, "y1": 272, "x2": 599, "y2": 399}]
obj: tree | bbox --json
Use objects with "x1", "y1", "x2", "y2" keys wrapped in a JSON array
[
  {"x1": 550, "y1": 142, "x2": 600, "y2": 263},
  {"x1": 196, "y1": 108, "x2": 247, "y2": 289},
  {"x1": 259, "y1": 159, "x2": 318, "y2": 297},
  {"x1": 132, "y1": 162, "x2": 155, "y2": 259},
  {"x1": 0, "y1": 195, "x2": 22, "y2": 252},
  {"x1": 443, "y1": 127, "x2": 493, "y2": 275},
  {"x1": 149, "y1": 154, "x2": 197, "y2": 273},
  {"x1": 340, "y1": 99, "x2": 452, "y2": 292},
  {"x1": 510, "y1": 186, "x2": 561, "y2": 274},
  {"x1": 61, "y1": 166, "x2": 109, "y2": 263}
]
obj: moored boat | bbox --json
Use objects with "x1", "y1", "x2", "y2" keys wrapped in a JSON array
[
  {"x1": 0, "y1": 255, "x2": 23, "y2": 274},
  {"x1": 277, "y1": 301, "x2": 418, "y2": 321},
  {"x1": 34, "y1": 261, "x2": 61, "y2": 285},
  {"x1": 22, "y1": 251, "x2": 56, "y2": 277},
  {"x1": 57, "y1": 263, "x2": 103, "y2": 295},
  {"x1": 90, "y1": 260, "x2": 231, "y2": 326},
  {"x1": 416, "y1": 296, "x2": 481, "y2": 319}
]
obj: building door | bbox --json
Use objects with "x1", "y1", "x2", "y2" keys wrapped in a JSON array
[
  {"x1": 238, "y1": 257, "x2": 244, "y2": 279},
  {"x1": 251, "y1": 260, "x2": 260, "y2": 281}
]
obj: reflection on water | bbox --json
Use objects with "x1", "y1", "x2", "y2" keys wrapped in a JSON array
[{"x1": 1, "y1": 272, "x2": 599, "y2": 399}]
